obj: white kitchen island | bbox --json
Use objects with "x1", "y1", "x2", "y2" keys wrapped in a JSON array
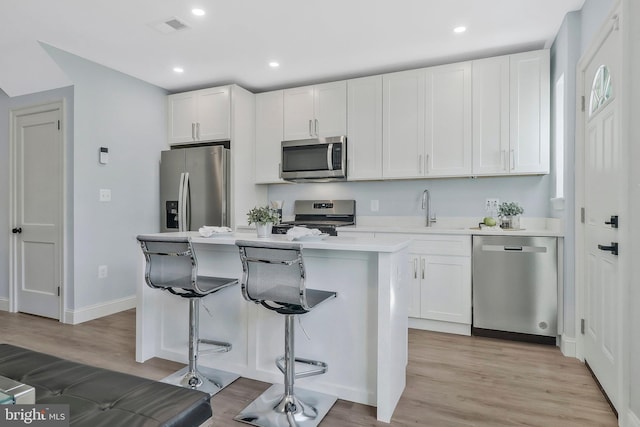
[{"x1": 135, "y1": 232, "x2": 410, "y2": 423}]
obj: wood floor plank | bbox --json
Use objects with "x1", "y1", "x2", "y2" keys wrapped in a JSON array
[{"x1": 0, "y1": 310, "x2": 616, "y2": 426}]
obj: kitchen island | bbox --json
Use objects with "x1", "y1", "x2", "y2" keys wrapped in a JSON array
[{"x1": 136, "y1": 232, "x2": 410, "y2": 423}]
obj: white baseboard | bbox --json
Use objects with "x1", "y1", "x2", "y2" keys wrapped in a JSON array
[
  {"x1": 628, "y1": 409, "x2": 640, "y2": 427},
  {"x1": 408, "y1": 317, "x2": 471, "y2": 336},
  {"x1": 560, "y1": 334, "x2": 577, "y2": 358},
  {"x1": 64, "y1": 296, "x2": 136, "y2": 324},
  {"x1": 0, "y1": 297, "x2": 9, "y2": 312}
]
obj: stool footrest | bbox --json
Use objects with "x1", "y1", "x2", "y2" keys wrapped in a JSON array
[
  {"x1": 276, "y1": 356, "x2": 328, "y2": 379},
  {"x1": 198, "y1": 339, "x2": 232, "y2": 354}
]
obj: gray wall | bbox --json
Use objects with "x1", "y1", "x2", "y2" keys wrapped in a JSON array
[
  {"x1": 43, "y1": 45, "x2": 167, "y2": 312},
  {"x1": 550, "y1": 11, "x2": 581, "y2": 340},
  {"x1": 0, "y1": 86, "x2": 74, "y2": 306}
]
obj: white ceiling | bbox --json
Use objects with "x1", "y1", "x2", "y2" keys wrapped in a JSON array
[{"x1": 0, "y1": 0, "x2": 585, "y2": 97}]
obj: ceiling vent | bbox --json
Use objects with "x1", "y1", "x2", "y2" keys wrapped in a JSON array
[{"x1": 150, "y1": 17, "x2": 191, "y2": 34}]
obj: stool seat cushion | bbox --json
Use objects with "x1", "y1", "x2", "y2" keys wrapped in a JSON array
[
  {"x1": 257, "y1": 288, "x2": 336, "y2": 314},
  {"x1": 0, "y1": 344, "x2": 212, "y2": 427}
]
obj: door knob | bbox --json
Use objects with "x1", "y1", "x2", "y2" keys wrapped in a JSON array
[
  {"x1": 11, "y1": 227, "x2": 22, "y2": 234},
  {"x1": 604, "y1": 215, "x2": 619, "y2": 228},
  {"x1": 597, "y1": 242, "x2": 618, "y2": 256}
]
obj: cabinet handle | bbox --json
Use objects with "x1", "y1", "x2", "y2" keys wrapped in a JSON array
[
  {"x1": 421, "y1": 258, "x2": 425, "y2": 280},
  {"x1": 418, "y1": 155, "x2": 423, "y2": 174},
  {"x1": 309, "y1": 120, "x2": 313, "y2": 136},
  {"x1": 426, "y1": 154, "x2": 430, "y2": 174},
  {"x1": 413, "y1": 258, "x2": 418, "y2": 279},
  {"x1": 315, "y1": 119, "x2": 319, "y2": 136},
  {"x1": 191, "y1": 123, "x2": 196, "y2": 140},
  {"x1": 196, "y1": 122, "x2": 200, "y2": 140},
  {"x1": 510, "y1": 149, "x2": 515, "y2": 170},
  {"x1": 501, "y1": 150, "x2": 507, "y2": 171}
]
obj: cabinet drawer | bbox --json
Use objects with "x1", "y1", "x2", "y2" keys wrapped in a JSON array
[
  {"x1": 374, "y1": 233, "x2": 471, "y2": 256},
  {"x1": 411, "y1": 235, "x2": 471, "y2": 256}
]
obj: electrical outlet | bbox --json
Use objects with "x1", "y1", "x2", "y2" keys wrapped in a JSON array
[
  {"x1": 98, "y1": 265, "x2": 108, "y2": 279},
  {"x1": 371, "y1": 200, "x2": 379, "y2": 212},
  {"x1": 485, "y1": 198, "x2": 499, "y2": 212},
  {"x1": 99, "y1": 189, "x2": 111, "y2": 202}
]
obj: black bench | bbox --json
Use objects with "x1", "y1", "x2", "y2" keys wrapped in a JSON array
[{"x1": 0, "y1": 344, "x2": 212, "y2": 427}]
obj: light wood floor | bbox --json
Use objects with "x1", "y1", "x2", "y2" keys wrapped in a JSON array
[{"x1": 0, "y1": 309, "x2": 616, "y2": 426}]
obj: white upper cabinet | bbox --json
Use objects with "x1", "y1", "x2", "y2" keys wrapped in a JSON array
[
  {"x1": 383, "y1": 63, "x2": 471, "y2": 179},
  {"x1": 473, "y1": 50, "x2": 549, "y2": 176},
  {"x1": 167, "y1": 86, "x2": 230, "y2": 144},
  {"x1": 283, "y1": 81, "x2": 347, "y2": 140},
  {"x1": 425, "y1": 62, "x2": 472, "y2": 176},
  {"x1": 509, "y1": 50, "x2": 550, "y2": 174},
  {"x1": 382, "y1": 69, "x2": 425, "y2": 178},
  {"x1": 347, "y1": 75, "x2": 383, "y2": 180},
  {"x1": 472, "y1": 55, "x2": 510, "y2": 175},
  {"x1": 255, "y1": 90, "x2": 285, "y2": 183}
]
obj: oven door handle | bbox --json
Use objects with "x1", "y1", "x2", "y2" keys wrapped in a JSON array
[{"x1": 327, "y1": 143, "x2": 333, "y2": 171}]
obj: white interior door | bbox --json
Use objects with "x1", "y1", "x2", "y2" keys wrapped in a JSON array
[
  {"x1": 581, "y1": 20, "x2": 621, "y2": 411},
  {"x1": 12, "y1": 104, "x2": 63, "y2": 320}
]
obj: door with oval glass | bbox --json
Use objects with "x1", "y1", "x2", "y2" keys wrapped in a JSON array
[{"x1": 581, "y1": 14, "x2": 621, "y2": 411}]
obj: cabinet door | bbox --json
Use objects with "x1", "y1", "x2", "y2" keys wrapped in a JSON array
[
  {"x1": 408, "y1": 254, "x2": 421, "y2": 318},
  {"x1": 196, "y1": 86, "x2": 230, "y2": 141},
  {"x1": 509, "y1": 50, "x2": 550, "y2": 174},
  {"x1": 347, "y1": 76, "x2": 382, "y2": 180},
  {"x1": 425, "y1": 62, "x2": 472, "y2": 176},
  {"x1": 420, "y1": 255, "x2": 471, "y2": 324},
  {"x1": 255, "y1": 91, "x2": 285, "y2": 183},
  {"x1": 283, "y1": 86, "x2": 315, "y2": 140},
  {"x1": 472, "y1": 56, "x2": 510, "y2": 175},
  {"x1": 314, "y1": 81, "x2": 347, "y2": 137},
  {"x1": 382, "y1": 69, "x2": 425, "y2": 178},
  {"x1": 167, "y1": 92, "x2": 197, "y2": 144}
]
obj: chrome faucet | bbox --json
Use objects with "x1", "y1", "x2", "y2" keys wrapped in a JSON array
[{"x1": 421, "y1": 189, "x2": 437, "y2": 227}]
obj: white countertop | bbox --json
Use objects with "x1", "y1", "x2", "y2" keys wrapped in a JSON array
[
  {"x1": 339, "y1": 216, "x2": 564, "y2": 237},
  {"x1": 149, "y1": 231, "x2": 411, "y2": 253}
]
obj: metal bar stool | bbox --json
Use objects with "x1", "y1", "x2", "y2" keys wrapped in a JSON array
[
  {"x1": 235, "y1": 240, "x2": 337, "y2": 427},
  {"x1": 137, "y1": 234, "x2": 240, "y2": 396}
]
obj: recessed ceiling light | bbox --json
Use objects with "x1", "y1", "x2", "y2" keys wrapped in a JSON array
[
  {"x1": 453, "y1": 26, "x2": 467, "y2": 34},
  {"x1": 269, "y1": 61, "x2": 280, "y2": 68},
  {"x1": 192, "y1": 8, "x2": 205, "y2": 16},
  {"x1": 173, "y1": 67, "x2": 184, "y2": 73}
]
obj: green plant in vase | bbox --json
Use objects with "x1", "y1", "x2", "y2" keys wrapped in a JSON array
[
  {"x1": 247, "y1": 206, "x2": 280, "y2": 237},
  {"x1": 497, "y1": 201, "x2": 524, "y2": 229}
]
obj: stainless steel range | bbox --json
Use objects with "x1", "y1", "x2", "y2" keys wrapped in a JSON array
[{"x1": 271, "y1": 200, "x2": 356, "y2": 236}]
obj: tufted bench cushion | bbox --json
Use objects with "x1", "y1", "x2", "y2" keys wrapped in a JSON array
[{"x1": 0, "y1": 344, "x2": 212, "y2": 427}]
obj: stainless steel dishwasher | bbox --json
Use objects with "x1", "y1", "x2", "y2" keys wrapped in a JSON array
[{"x1": 472, "y1": 235, "x2": 557, "y2": 343}]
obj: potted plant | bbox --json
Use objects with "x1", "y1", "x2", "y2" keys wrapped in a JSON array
[
  {"x1": 247, "y1": 206, "x2": 280, "y2": 238},
  {"x1": 497, "y1": 201, "x2": 524, "y2": 229}
]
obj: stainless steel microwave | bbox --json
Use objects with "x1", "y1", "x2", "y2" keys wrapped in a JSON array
[{"x1": 281, "y1": 136, "x2": 347, "y2": 182}]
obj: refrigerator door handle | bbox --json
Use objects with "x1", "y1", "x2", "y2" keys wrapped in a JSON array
[
  {"x1": 177, "y1": 172, "x2": 185, "y2": 232},
  {"x1": 183, "y1": 172, "x2": 190, "y2": 231}
]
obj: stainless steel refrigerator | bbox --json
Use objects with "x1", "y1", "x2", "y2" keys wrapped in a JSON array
[{"x1": 160, "y1": 145, "x2": 230, "y2": 232}]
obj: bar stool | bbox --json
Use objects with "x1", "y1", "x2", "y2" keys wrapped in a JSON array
[
  {"x1": 137, "y1": 234, "x2": 239, "y2": 396},
  {"x1": 235, "y1": 240, "x2": 337, "y2": 427}
]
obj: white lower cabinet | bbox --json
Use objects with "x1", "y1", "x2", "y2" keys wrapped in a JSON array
[{"x1": 382, "y1": 233, "x2": 472, "y2": 335}]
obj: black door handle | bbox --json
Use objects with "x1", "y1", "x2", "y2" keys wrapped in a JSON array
[
  {"x1": 597, "y1": 242, "x2": 618, "y2": 256},
  {"x1": 11, "y1": 227, "x2": 22, "y2": 234},
  {"x1": 604, "y1": 215, "x2": 619, "y2": 228}
]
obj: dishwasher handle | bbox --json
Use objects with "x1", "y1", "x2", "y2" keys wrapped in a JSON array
[{"x1": 481, "y1": 244, "x2": 547, "y2": 254}]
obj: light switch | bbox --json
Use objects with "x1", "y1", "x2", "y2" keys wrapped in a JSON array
[{"x1": 99, "y1": 189, "x2": 111, "y2": 202}]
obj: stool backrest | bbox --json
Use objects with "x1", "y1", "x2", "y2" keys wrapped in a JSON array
[
  {"x1": 137, "y1": 235, "x2": 203, "y2": 296},
  {"x1": 235, "y1": 240, "x2": 310, "y2": 310}
]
